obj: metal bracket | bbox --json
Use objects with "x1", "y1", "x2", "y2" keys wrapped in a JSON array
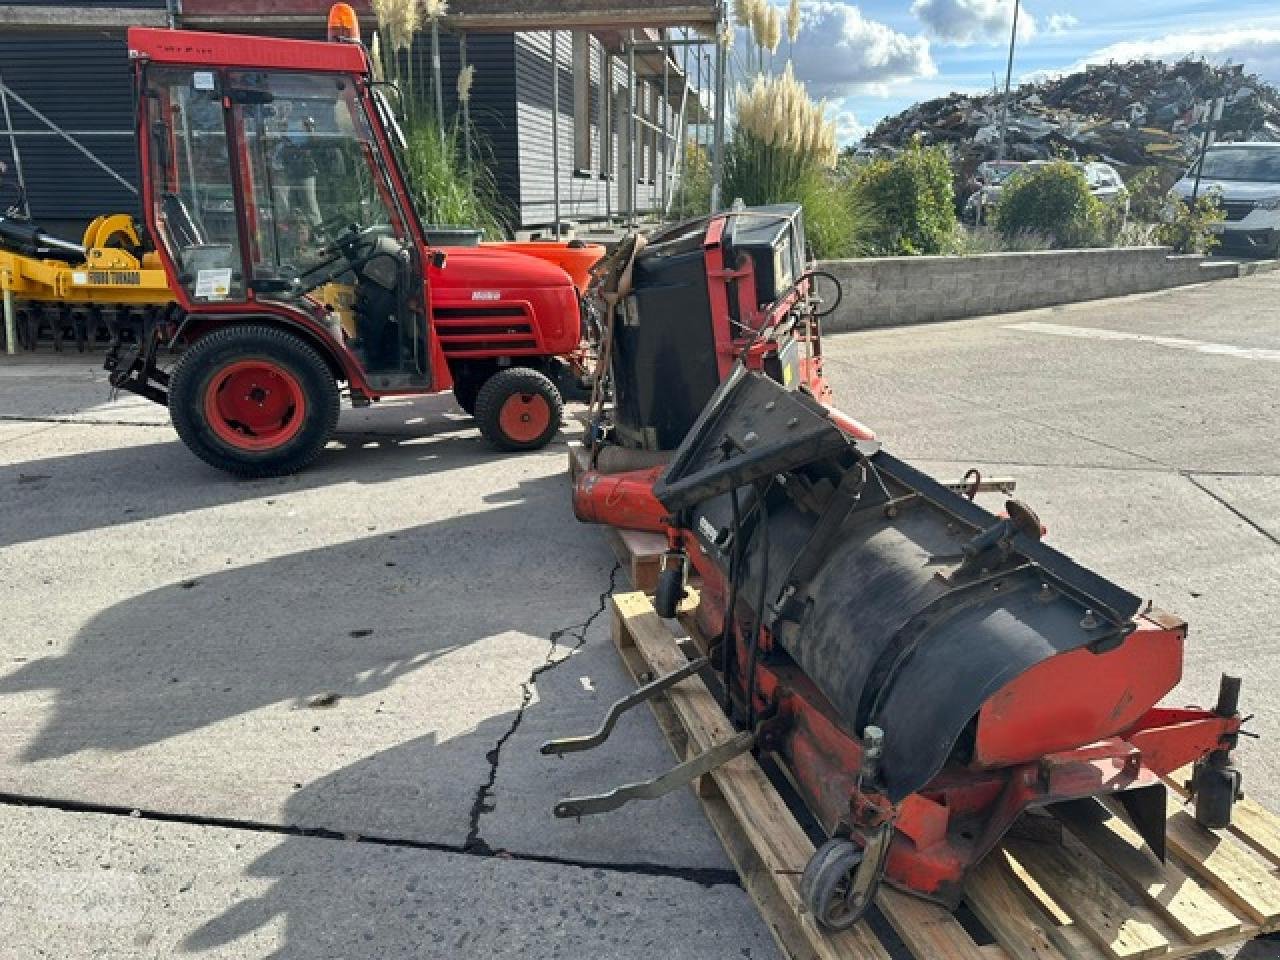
[
  {"x1": 541, "y1": 656, "x2": 711, "y2": 756},
  {"x1": 552, "y1": 730, "x2": 755, "y2": 819}
]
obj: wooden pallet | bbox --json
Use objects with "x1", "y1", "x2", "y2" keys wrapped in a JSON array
[{"x1": 606, "y1": 587, "x2": 1280, "y2": 960}]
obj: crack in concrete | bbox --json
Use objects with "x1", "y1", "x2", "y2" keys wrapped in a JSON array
[
  {"x1": 1184, "y1": 474, "x2": 1280, "y2": 547},
  {"x1": 0, "y1": 414, "x2": 168, "y2": 428},
  {"x1": 0, "y1": 790, "x2": 739, "y2": 887},
  {"x1": 464, "y1": 562, "x2": 621, "y2": 856}
]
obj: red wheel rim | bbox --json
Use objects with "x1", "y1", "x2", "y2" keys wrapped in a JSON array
[
  {"x1": 203, "y1": 360, "x2": 307, "y2": 452},
  {"x1": 497, "y1": 391, "x2": 552, "y2": 444}
]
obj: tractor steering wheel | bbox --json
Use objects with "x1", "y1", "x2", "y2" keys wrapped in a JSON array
[{"x1": 293, "y1": 223, "x2": 384, "y2": 293}]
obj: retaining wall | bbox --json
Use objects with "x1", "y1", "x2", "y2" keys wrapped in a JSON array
[{"x1": 816, "y1": 247, "x2": 1238, "y2": 332}]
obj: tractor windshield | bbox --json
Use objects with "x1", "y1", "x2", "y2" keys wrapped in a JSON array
[{"x1": 227, "y1": 70, "x2": 408, "y2": 294}]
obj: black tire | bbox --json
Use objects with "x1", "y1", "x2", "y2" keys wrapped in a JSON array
[
  {"x1": 800, "y1": 838, "x2": 876, "y2": 932},
  {"x1": 169, "y1": 324, "x2": 340, "y2": 478},
  {"x1": 452, "y1": 378, "x2": 481, "y2": 416},
  {"x1": 474, "y1": 367, "x2": 563, "y2": 452}
]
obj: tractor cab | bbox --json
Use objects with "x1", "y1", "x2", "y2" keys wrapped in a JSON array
[
  {"x1": 118, "y1": 12, "x2": 601, "y2": 477},
  {"x1": 137, "y1": 27, "x2": 430, "y2": 392}
]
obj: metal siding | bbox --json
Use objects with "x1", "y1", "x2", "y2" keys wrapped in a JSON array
[
  {"x1": 0, "y1": 30, "x2": 139, "y2": 227},
  {"x1": 410, "y1": 31, "x2": 520, "y2": 224},
  {"x1": 515, "y1": 32, "x2": 674, "y2": 228}
]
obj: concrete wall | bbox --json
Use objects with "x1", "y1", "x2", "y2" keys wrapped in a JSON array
[{"x1": 817, "y1": 247, "x2": 1239, "y2": 332}]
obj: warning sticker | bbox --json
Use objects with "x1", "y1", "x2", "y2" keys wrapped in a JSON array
[{"x1": 195, "y1": 268, "x2": 233, "y2": 300}]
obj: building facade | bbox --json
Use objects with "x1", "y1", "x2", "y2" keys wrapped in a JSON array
[{"x1": 0, "y1": 1, "x2": 708, "y2": 237}]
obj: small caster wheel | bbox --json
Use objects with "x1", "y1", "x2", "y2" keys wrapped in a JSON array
[
  {"x1": 800, "y1": 838, "x2": 877, "y2": 932},
  {"x1": 654, "y1": 560, "x2": 686, "y2": 619}
]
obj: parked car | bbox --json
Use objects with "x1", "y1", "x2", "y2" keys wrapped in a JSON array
[
  {"x1": 1172, "y1": 142, "x2": 1280, "y2": 257},
  {"x1": 964, "y1": 160, "x2": 1128, "y2": 225},
  {"x1": 963, "y1": 161, "x2": 1025, "y2": 224}
]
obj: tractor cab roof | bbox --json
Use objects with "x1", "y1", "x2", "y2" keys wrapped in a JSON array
[{"x1": 127, "y1": 26, "x2": 369, "y2": 75}]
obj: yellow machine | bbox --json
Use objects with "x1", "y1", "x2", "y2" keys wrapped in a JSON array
[{"x1": 0, "y1": 213, "x2": 173, "y2": 353}]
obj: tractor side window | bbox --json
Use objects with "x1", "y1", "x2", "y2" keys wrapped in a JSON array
[
  {"x1": 226, "y1": 71, "x2": 403, "y2": 293},
  {"x1": 144, "y1": 67, "x2": 245, "y2": 303}
]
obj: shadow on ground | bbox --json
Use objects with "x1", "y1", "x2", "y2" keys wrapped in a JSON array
[{"x1": 0, "y1": 393, "x2": 577, "y2": 550}]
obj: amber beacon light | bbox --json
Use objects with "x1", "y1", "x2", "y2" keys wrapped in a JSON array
[{"x1": 327, "y1": 3, "x2": 361, "y2": 43}]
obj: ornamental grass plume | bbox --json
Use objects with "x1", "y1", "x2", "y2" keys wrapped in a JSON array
[
  {"x1": 422, "y1": 0, "x2": 448, "y2": 19},
  {"x1": 734, "y1": 0, "x2": 759, "y2": 29},
  {"x1": 764, "y1": 5, "x2": 782, "y2": 54},
  {"x1": 725, "y1": 63, "x2": 839, "y2": 208},
  {"x1": 787, "y1": 0, "x2": 801, "y2": 44},
  {"x1": 456, "y1": 64, "x2": 475, "y2": 105}
]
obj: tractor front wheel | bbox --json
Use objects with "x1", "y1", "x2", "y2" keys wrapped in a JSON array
[
  {"x1": 474, "y1": 367, "x2": 563, "y2": 452},
  {"x1": 169, "y1": 325, "x2": 340, "y2": 477}
]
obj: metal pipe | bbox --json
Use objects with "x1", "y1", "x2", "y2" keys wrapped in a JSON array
[
  {"x1": 710, "y1": 22, "x2": 728, "y2": 212},
  {"x1": 2, "y1": 272, "x2": 15, "y2": 355},
  {"x1": 660, "y1": 34, "x2": 670, "y2": 216},
  {"x1": 430, "y1": 18, "x2": 445, "y2": 126},
  {"x1": 0, "y1": 74, "x2": 30, "y2": 218},
  {"x1": 550, "y1": 28, "x2": 560, "y2": 239},
  {"x1": 603, "y1": 53, "x2": 613, "y2": 224},
  {"x1": 628, "y1": 30, "x2": 637, "y2": 228},
  {"x1": 995, "y1": 0, "x2": 1020, "y2": 163}
]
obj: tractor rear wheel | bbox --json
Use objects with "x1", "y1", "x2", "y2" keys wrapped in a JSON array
[
  {"x1": 169, "y1": 324, "x2": 340, "y2": 478},
  {"x1": 474, "y1": 367, "x2": 563, "y2": 451}
]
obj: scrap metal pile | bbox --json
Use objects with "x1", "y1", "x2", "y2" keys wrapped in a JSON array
[{"x1": 864, "y1": 58, "x2": 1280, "y2": 174}]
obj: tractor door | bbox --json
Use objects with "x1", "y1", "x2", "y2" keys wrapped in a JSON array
[{"x1": 143, "y1": 66, "x2": 431, "y2": 391}]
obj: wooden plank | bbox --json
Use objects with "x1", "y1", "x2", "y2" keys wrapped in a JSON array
[
  {"x1": 613, "y1": 592, "x2": 983, "y2": 960},
  {"x1": 1004, "y1": 837, "x2": 1170, "y2": 960},
  {"x1": 965, "y1": 854, "x2": 1074, "y2": 960},
  {"x1": 609, "y1": 527, "x2": 667, "y2": 594},
  {"x1": 1053, "y1": 800, "x2": 1242, "y2": 944},
  {"x1": 880, "y1": 887, "x2": 996, "y2": 960},
  {"x1": 1165, "y1": 767, "x2": 1280, "y2": 871},
  {"x1": 1164, "y1": 795, "x2": 1280, "y2": 929}
]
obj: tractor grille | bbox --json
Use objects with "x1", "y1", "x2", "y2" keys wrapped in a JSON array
[
  {"x1": 1222, "y1": 201, "x2": 1256, "y2": 222},
  {"x1": 434, "y1": 306, "x2": 539, "y2": 357}
]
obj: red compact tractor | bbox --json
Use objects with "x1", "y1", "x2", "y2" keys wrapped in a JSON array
[
  {"x1": 551, "y1": 204, "x2": 1248, "y2": 930},
  {"x1": 109, "y1": 8, "x2": 602, "y2": 477}
]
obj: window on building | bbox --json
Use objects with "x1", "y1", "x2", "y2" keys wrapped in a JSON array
[{"x1": 572, "y1": 32, "x2": 592, "y2": 172}]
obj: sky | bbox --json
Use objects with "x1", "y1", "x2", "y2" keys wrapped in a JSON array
[{"x1": 746, "y1": 1, "x2": 1280, "y2": 144}]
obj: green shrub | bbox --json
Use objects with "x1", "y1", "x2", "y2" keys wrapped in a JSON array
[
  {"x1": 854, "y1": 141, "x2": 956, "y2": 255},
  {"x1": 1154, "y1": 192, "x2": 1225, "y2": 254},
  {"x1": 670, "y1": 143, "x2": 712, "y2": 220},
  {"x1": 992, "y1": 160, "x2": 1105, "y2": 248},
  {"x1": 798, "y1": 172, "x2": 874, "y2": 259},
  {"x1": 403, "y1": 113, "x2": 508, "y2": 239}
]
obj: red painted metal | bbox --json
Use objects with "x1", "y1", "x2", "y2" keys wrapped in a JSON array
[
  {"x1": 127, "y1": 25, "x2": 595, "y2": 417},
  {"x1": 203, "y1": 359, "x2": 307, "y2": 450},
  {"x1": 497, "y1": 392, "x2": 552, "y2": 444},
  {"x1": 596, "y1": 482, "x2": 1244, "y2": 906},
  {"x1": 572, "y1": 467, "x2": 670, "y2": 532},
  {"x1": 128, "y1": 27, "x2": 370, "y2": 73}
]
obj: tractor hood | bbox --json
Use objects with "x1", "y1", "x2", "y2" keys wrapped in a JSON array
[{"x1": 430, "y1": 247, "x2": 577, "y2": 294}]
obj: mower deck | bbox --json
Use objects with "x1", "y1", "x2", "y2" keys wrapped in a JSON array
[{"x1": 606, "y1": 584, "x2": 1280, "y2": 960}]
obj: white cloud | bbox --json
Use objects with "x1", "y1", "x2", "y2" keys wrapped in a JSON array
[
  {"x1": 787, "y1": 1, "x2": 936, "y2": 98},
  {"x1": 1047, "y1": 13, "x2": 1078, "y2": 34},
  {"x1": 910, "y1": 0, "x2": 1036, "y2": 46},
  {"x1": 1064, "y1": 27, "x2": 1280, "y2": 83},
  {"x1": 829, "y1": 107, "x2": 868, "y2": 145}
]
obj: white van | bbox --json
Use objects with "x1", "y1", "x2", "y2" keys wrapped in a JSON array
[{"x1": 1172, "y1": 142, "x2": 1280, "y2": 256}]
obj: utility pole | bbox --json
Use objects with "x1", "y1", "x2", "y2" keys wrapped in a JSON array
[{"x1": 995, "y1": 0, "x2": 1020, "y2": 163}]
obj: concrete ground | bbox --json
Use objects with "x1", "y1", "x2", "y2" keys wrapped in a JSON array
[{"x1": 1, "y1": 270, "x2": 1278, "y2": 958}]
